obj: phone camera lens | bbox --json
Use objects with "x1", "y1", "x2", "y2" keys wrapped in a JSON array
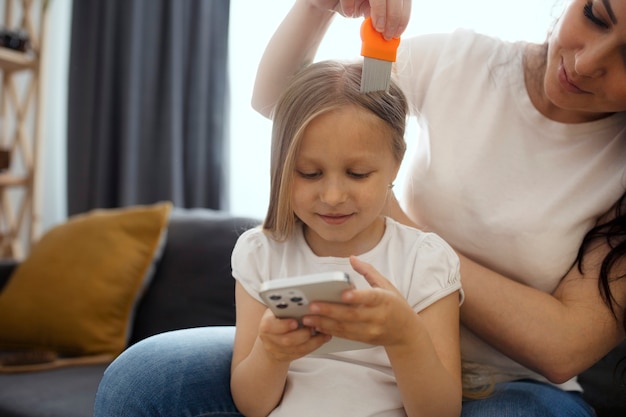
[
  {"x1": 269, "y1": 294, "x2": 282, "y2": 300},
  {"x1": 276, "y1": 302, "x2": 288, "y2": 309},
  {"x1": 290, "y1": 297, "x2": 303, "y2": 303}
]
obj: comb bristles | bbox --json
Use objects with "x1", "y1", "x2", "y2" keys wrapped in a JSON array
[{"x1": 360, "y1": 57, "x2": 392, "y2": 93}]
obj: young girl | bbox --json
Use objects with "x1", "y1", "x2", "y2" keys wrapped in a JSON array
[{"x1": 230, "y1": 60, "x2": 463, "y2": 417}]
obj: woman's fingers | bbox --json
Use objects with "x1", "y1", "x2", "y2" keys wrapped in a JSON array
[{"x1": 366, "y1": 0, "x2": 411, "y2": 39}]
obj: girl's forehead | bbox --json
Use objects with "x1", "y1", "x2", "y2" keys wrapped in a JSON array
[{"x1": 303, "y1": 105, "x2": 389, "y2": 133}]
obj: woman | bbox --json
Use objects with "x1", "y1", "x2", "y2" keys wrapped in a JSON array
[{"x1": 94, "y1": 1, "x2": 626, "y2": 416}]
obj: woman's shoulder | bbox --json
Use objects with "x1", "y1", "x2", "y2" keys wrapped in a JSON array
[
  {"x1": 396, "y1": 29, "x2": 523, "y2": 109},
  {"x1": 400, "y1": 28, "x2": 517, "y2": 60}
]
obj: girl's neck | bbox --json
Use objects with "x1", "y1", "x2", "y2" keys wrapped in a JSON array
[{"x1": 303, "y1": 216, "x2": 387, "y2": 258}]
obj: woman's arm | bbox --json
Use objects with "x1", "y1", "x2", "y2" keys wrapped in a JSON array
[
  {"x1": 386, "y1": 194, "x2": 626, "y2": 383},
  {"x1": 252, "y1": 0, "x2": 412, "y2": 118},
  {"x1": 251, "y1": 0, "x2": 335, "y2": 118},
  {"x1": 459, "y1": 244, "x2": 626, "y2": 383}
]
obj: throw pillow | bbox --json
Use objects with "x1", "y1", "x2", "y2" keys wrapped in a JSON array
[{"x1": 0, "y1": 202, "x2": 172, "y2": 361}]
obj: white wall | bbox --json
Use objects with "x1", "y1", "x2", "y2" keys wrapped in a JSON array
[
  {"x1": 40, "y1": 0, "x2": 72, "y2": 232},
  {"x1": 228, "y1": 0, "x2": 562, "y2": 220}
]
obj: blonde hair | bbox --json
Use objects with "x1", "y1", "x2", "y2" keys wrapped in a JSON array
[{"x1": 263, "y1": 60, "x2": 408, "y2": 240}]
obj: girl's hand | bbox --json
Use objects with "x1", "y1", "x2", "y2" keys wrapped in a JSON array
[
  {"x1": 302, "y1": 256, "x2": 423, "y2": 347},
  {"x1": 307, "y1": 0, "x2": 411, "y2": 39},
  {"x1": 258, "y1": 308, "x2": 331, "y2": 362}
]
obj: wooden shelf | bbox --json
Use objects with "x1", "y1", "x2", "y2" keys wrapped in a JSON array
[
  {"x1": 0, "y1": 173, "x2": 30, "y2": 187},
  {"x1": 0, "y1": 0, "x2": 48, "y2": 259},
  {"x1": 0, "y1": 46, "x2": 36, "y2": 71}
]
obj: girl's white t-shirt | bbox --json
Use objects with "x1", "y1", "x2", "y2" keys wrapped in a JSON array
[
  {"x1": 395, "y1": 29, "x2": 626, "y2": 390},
  {"x1": 232, "y1": 217, "x2": 461, "y2": 417}
]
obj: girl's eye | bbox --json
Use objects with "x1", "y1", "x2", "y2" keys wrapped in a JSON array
[
  {"x1": 348, "y1": 171, "x2": 370, "y2": 179},
  {"x1": 297, "y1": 171, "x2": 320, "y2": 179},
  {"x1": 584, "y1": 2, "x2": 609, "y2": 29}
]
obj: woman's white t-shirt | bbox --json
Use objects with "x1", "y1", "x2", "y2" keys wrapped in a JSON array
[{"x1": 395, "y1": 29, "x2": 626, "y2": 390}]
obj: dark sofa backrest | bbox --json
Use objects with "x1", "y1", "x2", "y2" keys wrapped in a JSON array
[{"x1": 129, "y1": 208, "x2": 260, "y2": 345}]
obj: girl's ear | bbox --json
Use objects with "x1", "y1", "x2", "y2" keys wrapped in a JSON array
[{"x1": 390, "y1": 161, "x2": 402, "y2": 184}]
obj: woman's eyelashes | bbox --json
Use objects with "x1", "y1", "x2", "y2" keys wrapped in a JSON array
[{"x1": 584, "y1": 1, "x2": 609, "y2": 29}]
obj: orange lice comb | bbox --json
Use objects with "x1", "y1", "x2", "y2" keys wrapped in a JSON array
[{"x1": 360, "y1": 16, "x2": 400, "y2": 93}]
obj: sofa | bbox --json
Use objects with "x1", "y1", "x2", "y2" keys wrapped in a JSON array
[{"x1": 0, "y1": 206, "x2": 624, "y2": 417}]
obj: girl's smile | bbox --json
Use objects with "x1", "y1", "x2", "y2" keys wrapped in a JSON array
[{"x1": 317, "y1": 213, "x2": 353, "y2": 225}]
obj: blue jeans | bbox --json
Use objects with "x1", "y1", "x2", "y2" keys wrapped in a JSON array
[{"x1": 94, "y1": 327, "x2": 596, "y2": 417}]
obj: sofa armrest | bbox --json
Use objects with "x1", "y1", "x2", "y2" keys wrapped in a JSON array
[
  {"x1": 578, "y1": 340, "x2": 626, "y2": 417},
  {"x1": 0, "y1": 260, "x2": 18, "y2": 293}
]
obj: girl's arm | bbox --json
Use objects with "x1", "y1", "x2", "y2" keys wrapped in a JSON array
[
  {"x1": 304, "y1": 257, "x2": 462, "y2": 417},
  {"x1": 252, "y1": 0, "x2": 411, "y2": 118},
  {"x1": 231, "y1": 282, "x2": 331, "y2": 417},
  {"x1": 353, "y1": 257, "x2": 462, "y2": 417},
  {"x1": 230, "y1": 283, "x2": 291, "y2": 417},
  {"x1": 387, "y1": 293, "x2": 462, "y2": 417}
]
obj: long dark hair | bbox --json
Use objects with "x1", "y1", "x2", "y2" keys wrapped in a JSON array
[{"x1": 576, "y1": 192, "x2": 626, "y2": 330}]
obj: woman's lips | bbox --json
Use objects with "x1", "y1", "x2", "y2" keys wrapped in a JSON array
[{"x1": 558, "y1": 60, "x2": 590, "y2": 94}]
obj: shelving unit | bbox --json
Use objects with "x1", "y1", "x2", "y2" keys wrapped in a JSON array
[{"x1": 0, "y1": 0, "x2": 48, "y2": 259}]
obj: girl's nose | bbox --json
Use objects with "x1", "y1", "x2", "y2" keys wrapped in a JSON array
[{"x1": 319, "y1": 178, "x2": 347, "y2": 206}]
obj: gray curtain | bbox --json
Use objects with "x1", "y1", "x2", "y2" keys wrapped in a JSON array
[{"x1": 67, "y1": 0, "x2": 230, "y2": 215}]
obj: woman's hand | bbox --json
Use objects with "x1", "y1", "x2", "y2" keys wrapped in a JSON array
[
  {"x1": 308, "y1": 0, "x2": 411, "y2": 39},
  {"x1": 252, "y1": 0, "x2": 411, "y2": 117}
]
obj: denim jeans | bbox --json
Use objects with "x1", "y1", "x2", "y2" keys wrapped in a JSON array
[
  {"x1": 94, "y1": 327, "x2": 596, "y2": 417},
  {"x1": 94, "y1": 327, "x2": 243, "y2": 417},
  {"x1": 462, "y1": 379, "x2": 596, "y2": 417}
]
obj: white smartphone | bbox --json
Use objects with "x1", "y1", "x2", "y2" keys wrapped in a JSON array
[{"x1": 259, "y1": 271, "x2": 373, "y2": 354}]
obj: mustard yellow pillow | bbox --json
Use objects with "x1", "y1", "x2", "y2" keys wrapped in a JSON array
[{"x1": 0, "y1": 202, "x2": 172, "y2": 357}]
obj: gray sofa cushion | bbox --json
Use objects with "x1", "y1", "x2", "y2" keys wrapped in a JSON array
[
  {"x1": 129, "y1": 208, "x2": 260, "y2": 344},
  {"x1": 578, "y1": 340, "x2": 626, "y2": 416},
  {"x1": 0, "y1": 364, "x2": 108, "y2": 417}
]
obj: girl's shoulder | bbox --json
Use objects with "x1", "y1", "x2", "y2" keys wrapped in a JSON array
[{"x1": 384, "y1": 217, "x2": 458, "y2": 261}]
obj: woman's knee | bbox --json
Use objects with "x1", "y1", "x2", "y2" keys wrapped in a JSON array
[{"x1": 95, "y1": 327, "x2": 237, "y2": 416}]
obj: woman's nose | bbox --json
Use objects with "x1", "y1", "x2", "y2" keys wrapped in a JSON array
[{"x1": 574, "y1": 43, "x2": 610, "y2": 78}]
